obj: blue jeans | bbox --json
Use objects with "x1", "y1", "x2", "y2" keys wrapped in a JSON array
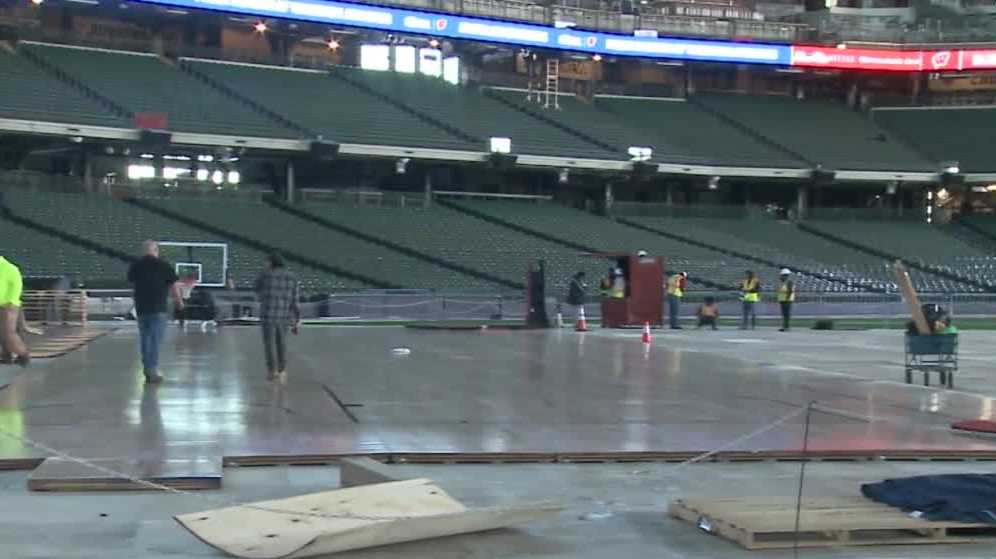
[
  {"x1": 137, "y1": 312, "x2": 167, "y2": 376},
  {"x1": 668, "y1": 295, "x2": 681, "y2": 328}
]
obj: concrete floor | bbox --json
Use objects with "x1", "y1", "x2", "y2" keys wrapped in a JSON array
[
  {"x1": 3, "y1": 461, "x2": 996, "y2": 558},
  {"x1": 2, "y1": 324, "x2": 996, "y2": 558}
]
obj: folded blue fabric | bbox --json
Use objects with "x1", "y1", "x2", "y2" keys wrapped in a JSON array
[{"x1": 862, "y1": 474, "x2": 996, "y2": 523}]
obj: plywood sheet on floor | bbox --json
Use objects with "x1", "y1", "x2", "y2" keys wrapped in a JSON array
[{"x1": 176, "y1": 478, "x2": 559, "y2": 559}]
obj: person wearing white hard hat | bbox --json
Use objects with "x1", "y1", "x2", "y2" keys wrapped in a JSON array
[{"x1": 777, "y1": 268, "x2": 795, "y2": 332}]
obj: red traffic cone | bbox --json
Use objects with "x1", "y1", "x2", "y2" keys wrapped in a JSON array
[
  {"x1": 642, "y1": 322, "x2": 652, "y2": 344},
  {"x1": 575, "y1": 307, "x2": 588, "y2": 332}
]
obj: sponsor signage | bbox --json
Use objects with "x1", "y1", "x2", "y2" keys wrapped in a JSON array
[
  {"x1": 139, "y1": 0, "x2": 791, "y2": 65},
  {"x1": 136, "y1": 0, "x2": 996, "y2": 72}
]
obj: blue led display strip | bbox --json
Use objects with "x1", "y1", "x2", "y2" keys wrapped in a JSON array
[{"x1": 138, "y1": 0, "x2": 793, "y2": 65}]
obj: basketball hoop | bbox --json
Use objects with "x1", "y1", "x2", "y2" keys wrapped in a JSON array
[{"x1": 178, "y1": 278, "x2": 197, "y2": 301}]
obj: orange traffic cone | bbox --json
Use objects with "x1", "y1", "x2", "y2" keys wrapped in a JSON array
[
  {"x1": 642, "y1": 322, "x2": 652, "y2": 344},
  {"x1": 575, "y1": 307, "x2": 588, "y2": 332}
]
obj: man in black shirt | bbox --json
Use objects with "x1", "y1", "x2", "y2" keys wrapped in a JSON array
[{"x1": 127, "y1": 240, "x2": 183, "y2": 384}]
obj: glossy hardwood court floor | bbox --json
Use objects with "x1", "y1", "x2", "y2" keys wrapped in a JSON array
[{"x1": 0, "y1": 325, "x2": 993, "y2": 467}]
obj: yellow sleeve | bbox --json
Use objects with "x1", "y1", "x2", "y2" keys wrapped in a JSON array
[{"x1": 10, "y1": 268, "x2": 22, "y2": 307}]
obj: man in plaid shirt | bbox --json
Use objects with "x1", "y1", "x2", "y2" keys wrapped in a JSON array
[{"x1": 254, "y1": 252, "x2": 300, "y2": 383}]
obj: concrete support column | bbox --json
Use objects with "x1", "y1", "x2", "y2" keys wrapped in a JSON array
[
  {"x1": 285, "y1": 159, "x2": 295, "y2": 204},
  {"x1": 796, "y1": 184, "x2": 807, "y2": 221},
  {"x1": 423, "y1": 171, "x2": 433, "y2": 208},
  {"x1": 82, "y1": 151, "x2": 93, "y2": 193},
  {"x1": 604, "y1": 182, "x2": 614, "y2": 213}
]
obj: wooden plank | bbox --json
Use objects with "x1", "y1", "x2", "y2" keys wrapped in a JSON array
[
  {"x1": 29, "y1": 452, "x2": 222, "y2": 492},
  {"x1": 176, "y1": 478, "x2": 560, "y2": 559},
  {"x1": 894, "y1": 260, "x2": 930, "y2": 334},
  {"x1": 670, "y1": 497, "x2": 996, "y2": 550}
]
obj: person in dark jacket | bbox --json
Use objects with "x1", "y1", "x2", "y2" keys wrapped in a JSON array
[
  {"x1": 566, "y1": 271, "x2": 586, "y2": 322},
  {"x1": 255, "y1": 253, "x2": 300, "y2": 383}
]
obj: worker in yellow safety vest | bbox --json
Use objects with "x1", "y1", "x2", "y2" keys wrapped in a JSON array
[
  {"x1": 666, "y1": 271, "x2": 687, "y2": 329},
  {"x1": 740, "y1": 270, "x2": 760, "y2": 330},
  {"x1": 610, "y1": 267, "x2": 626, "y2": 299},
  {"x1": 777, "y1": 268, "x2": 795, "y2": 332}
]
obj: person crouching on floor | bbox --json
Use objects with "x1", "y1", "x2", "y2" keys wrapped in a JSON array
[{"x1": 696, "y1": 297, "x2": 720, "y2": 330}]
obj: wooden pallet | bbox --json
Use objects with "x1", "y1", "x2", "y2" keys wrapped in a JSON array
[
  {"x1": 670, "y1": 497, "x2": 996, "y2": 550},
  {"x1": 25, "y1": 327, "x2": 113, "y2": 358}
]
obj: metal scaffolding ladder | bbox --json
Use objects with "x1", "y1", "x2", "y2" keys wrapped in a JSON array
[{"x1": 543, "y1": 58, "x2": 560, "y2": 110}]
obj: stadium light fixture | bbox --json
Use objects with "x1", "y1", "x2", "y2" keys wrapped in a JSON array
[
  {"x1": 211, "y1": 170, "x2": 224, "y2": 185},
  {"x1": 227, "y1": 171, "x2": 241, "y2": 184},
  {"x1": 29, "y1": 0, "x2": 43, "y2": 6},
  {"x1": 628, "y1": 146, "x2": 652, "y2": 162},
  {"x1": 428, "y1": 38, "x2": 440, "y2": 48},
  {"x1": 196, "y1": 169, "x2": 209, "y2": 182},
  {"x1": 558, "y1": 168, "x2": 569, "y2": 184},
  {"x1": 253, "y1": 21, "x2": 268, "y2": 33},
  {"x1": 554, "y1": 20, "x2": 576, "y2": 29},
  {"x1": 942, "y1": 161, "x2": 960, "y2": 174},
  {"x1": 592, "y1": 54, "x2": 602, "y2": 62},
  {"x1": 327, "y1": 38, "x2": 340, "y2": 51},
  {"x1": 197, "y1": 154, "x2": 214, "y2": 162},
  {"x1": 708, "y1": 176, "x2": 720, "y2": 190},
  {"x1": 489, "y1": 137, "x2": 512, "y2": 154}
]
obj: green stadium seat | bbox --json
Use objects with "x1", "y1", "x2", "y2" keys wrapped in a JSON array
[
  {"x1": 592, "y1": 95, "x2": 803, "y2": 168},
  {"x1": 21, "y1": 43, "x2": 297, "y2": 138},
  {"x1": 142, "y1": 197, "x2": 499, "y2": 292},
  {"x1": 805, "y1": 219, "x2": 992, "y2": 291},
  {"x1": 447, "y1": 199, "x2": 830, "y2": 292},
  {"x1": 0, "y1": 48, "x2": 126, "y2": 127},
  {"x1": 333, "y1": 68, "x2": 618, "y2": 159},
  {"x1": 2, "y1": 190, "x2": 354, "y2": 293},
  {"x1": 184, "y1": 59, "x2": 475, "y2": 150},
  {"x1": 295, "y1": 200, "x2": 603, "y2": 295},
  {"x1": 0, "y1": 216, "x2": 123, "y2": 286},
  {"x1": 873, "y1": 108, "x2": 996, "y2": 173},
  {"x1": 695, "y1": 93, "x2": 935, "y2": 172}
]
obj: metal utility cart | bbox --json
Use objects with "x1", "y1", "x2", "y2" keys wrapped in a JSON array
[{"x1": 904, "y1": 334, "x2": 958, "y2": 388}]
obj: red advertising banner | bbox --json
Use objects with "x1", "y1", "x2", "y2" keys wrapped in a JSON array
[
  {"x1": 960, "y1": 50, "x2": 996, "y2": 71},
  {"x1": 791, "y1": 46, "x2": 996, "y2": 72},
  {"x1": 791, "y1": 46, "x2": 923, "y2": 71}
]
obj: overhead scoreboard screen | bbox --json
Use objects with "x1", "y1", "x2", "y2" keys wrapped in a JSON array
[{"x1": 137, "y1": 0, "x2": 996, "y2": 72}]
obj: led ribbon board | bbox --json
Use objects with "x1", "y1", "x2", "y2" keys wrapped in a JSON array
[
  {"x1": 139, "y1": 0, "x2": 791, "y2": 65},
  {"x1": 791, "y1": 45, "x2": 996, "y2": 72},
  {"x1": 137, "y1": 0, "x2": 996, "y2": 72}
]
